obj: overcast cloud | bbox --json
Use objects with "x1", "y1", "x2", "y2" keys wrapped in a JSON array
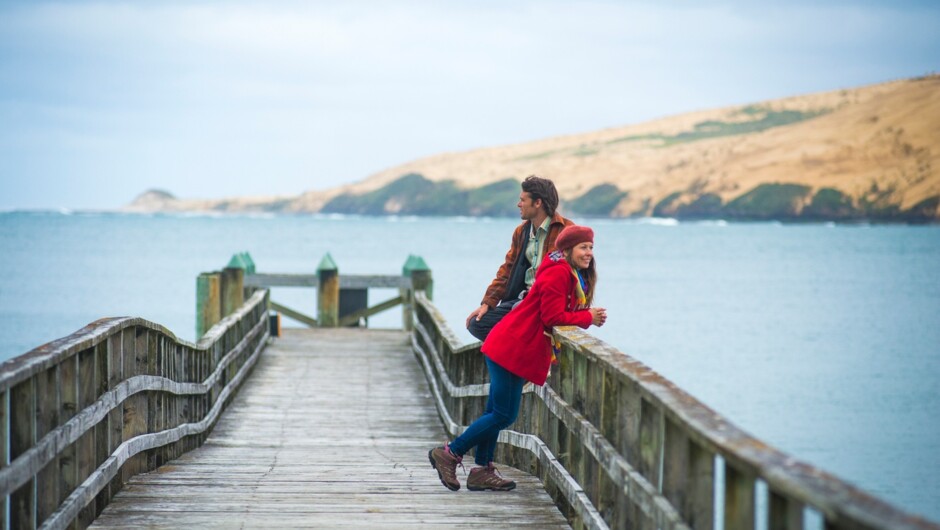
[{"x1": 1, "y1": 1, "x2": 938, "y2": 210}]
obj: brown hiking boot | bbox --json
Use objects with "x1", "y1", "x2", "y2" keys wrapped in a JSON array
[
  {"x1": 428, "y1": 445, "x2": 462, "y2": 491},
  {"x1": 467, "y1": 463, "x2": 516, "y2": 491}
]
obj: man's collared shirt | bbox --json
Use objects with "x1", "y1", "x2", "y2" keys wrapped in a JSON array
[{"x1": 524, "y1": 216, "x2": 551, "y2": 288}]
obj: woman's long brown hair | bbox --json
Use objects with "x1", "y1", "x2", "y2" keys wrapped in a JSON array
[{"x1": 564, "y1": 249, "x2": 596, "y2": 307}]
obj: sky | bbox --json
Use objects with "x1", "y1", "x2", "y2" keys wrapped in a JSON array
[{"x1": 1, "y1": 1, "x2": 938, "y2": 211}]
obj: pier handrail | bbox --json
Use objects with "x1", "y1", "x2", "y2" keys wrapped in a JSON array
[
  {"x1": 235, "y1": 252, "x2": 431, "y2": 330},
  {"x1": 411, "y1": 291, "x2": 939, "y2": 530},
  {"x1": 0, "y1": 289, "x2": 270, "y2": 530}
]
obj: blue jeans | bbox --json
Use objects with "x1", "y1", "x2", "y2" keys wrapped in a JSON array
[{"x1": 449, "y1": 357, "x2": 525, "y2": 466}]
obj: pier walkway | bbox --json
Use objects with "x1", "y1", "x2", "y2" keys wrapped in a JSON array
[
  {"x1": 4, "y1": 255, "x2": 938, "y2": 530},
  {"x1": 90, "y1": 329, "x2": 569, "y2": 529}
]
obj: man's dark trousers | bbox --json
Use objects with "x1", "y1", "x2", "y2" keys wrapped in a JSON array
[{"x1": 467, "y1": 299, "x2": 518, "y2": 342}]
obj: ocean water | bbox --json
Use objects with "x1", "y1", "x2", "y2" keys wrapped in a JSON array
[{"x1": 1, "y1": 210, "x2": 938, "y2": 521}]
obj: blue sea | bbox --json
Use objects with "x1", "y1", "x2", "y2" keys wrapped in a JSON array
[{"x1": 1, "y1": 210, "x2": 938, "y2": 521}]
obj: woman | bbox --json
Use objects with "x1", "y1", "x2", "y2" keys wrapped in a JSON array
[{"x1": 429, "y1": 225, "x2": 606, "y2": 491}]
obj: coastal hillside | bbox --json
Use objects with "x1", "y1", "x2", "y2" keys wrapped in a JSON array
[{"x1": 127, "y1": 75, "x2": 940, "y2": 221}]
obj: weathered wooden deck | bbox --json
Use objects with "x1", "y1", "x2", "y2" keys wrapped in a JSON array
[{"x1": 90, "y1": 328, "x2": 570, "y2": 529}]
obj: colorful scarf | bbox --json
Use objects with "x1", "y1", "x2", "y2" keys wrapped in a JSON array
[
  {"x1": 548, "y1": 266, "x2": 589, "y2": 366},
  {"x1": 570, "y1": 267, "x2": 587, "y2": 308}
]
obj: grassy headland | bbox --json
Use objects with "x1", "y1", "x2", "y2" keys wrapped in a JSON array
[{"x1": 127, "y1": 76, "x2": 940, "y2": 222}]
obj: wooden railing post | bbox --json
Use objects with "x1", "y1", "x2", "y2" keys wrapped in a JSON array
[
  {"x1": 221, "y1": 267, "x2": 245, "y2": 317},
  {"x1": 10, "y1": 378, "x2": 36, "y2": 530},
  {"x1": 402, "y1": 255, "x2": 432, "y2": 331},
  {"x1": 196, "y1": 271, "x2": 222, "y2": 339},
  {"x1": 317, "y1": 253, "x2": 339, "y2": 327},
  {"x1": 0, "y1": 389, "x2": 7, "y2": 526},
  {"x1": 724, "y1": 461, "x2": 755, "y2": 530}
]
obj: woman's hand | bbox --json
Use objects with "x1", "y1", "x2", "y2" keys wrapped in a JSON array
[{"x1": 589, "y1": 307, "x2": 607, "y2": 327}]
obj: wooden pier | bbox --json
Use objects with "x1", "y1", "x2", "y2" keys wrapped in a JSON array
[
  {"x1": 2, "y1": 253, "x2": 938, "y2": 530},
  {"x1": 90, "y1": 328, "x2": 569, "y2": 528}
]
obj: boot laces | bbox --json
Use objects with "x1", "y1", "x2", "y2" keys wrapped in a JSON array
[{"x1": 446, "y1": 444, "x2": 466, "y2": 475}]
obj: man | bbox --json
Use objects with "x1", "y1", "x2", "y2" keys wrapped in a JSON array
[{"x1": 466, "y1": 175, "x2": 573, "y2": 341}]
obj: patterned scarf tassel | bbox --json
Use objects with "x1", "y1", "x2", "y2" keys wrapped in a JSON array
[{"x1": 570, "y1": 267, "x2": 587, "y2": 307}]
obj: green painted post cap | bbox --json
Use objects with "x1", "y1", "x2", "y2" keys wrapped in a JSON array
[
  {"x1": 227, "y1": 253, "x2": 248, "y2": 270},
  {"x1": 402, "y1": 254, "x2": 430, "y2": 274},
  {"x1": 242, "y1": 252, "x2": 256, "y2": 274},
  {"x1": 227, "y1": 251, "x2": 256, "y2": 274},
  {"x1": 317, "y1": 252, "x2": 338, "y2": 272}
]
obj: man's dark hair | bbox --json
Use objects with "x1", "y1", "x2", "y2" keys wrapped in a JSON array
[{"x1": 521, "y1": 175, "x2": 559, "y2": 217}]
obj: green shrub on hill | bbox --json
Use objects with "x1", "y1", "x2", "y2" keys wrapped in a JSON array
[
  {"x1": 607, "y1": 107, "x2": 829, "y2": 147},
  {"x1": 900, "y1": 195, "x2": 940, "y2": 223},
  {"x1": 467, "y1": 179, "x2": 520, "y2": 216},
  {"x1": 323, "y1": 173, "x2": 466, "y2": 215},
  {"x1": 567, "y1": 184, "x2": 627, "y2": 217},
  {"x1": 676, "y1": 193, "x2": 724, "y2": 219},
  {"x1": 723, "y1": 183, "x2": 812, "y2": 220},
  {"x1": 803, "y1": 188, "x2": 858, "y2": 220},
  {"x1": 320, "y1": 173, "x2": 931, "y2": 222},
  {"x1": 652, "y1": 192, "x2": 682, "y2": 217},
  {"x1": 323, "y1": 174, "x2": 525, "y2": 216}
]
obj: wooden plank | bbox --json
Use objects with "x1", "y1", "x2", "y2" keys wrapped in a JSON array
[
  {"x1": 58, "y1": 354, "x2": 78, "y2": 524},
  {"x1": 270, "y1": 301, "x2": 317, "y2": 328},
  {"x1": 91, "y1": 329, "x2": 570, "y2": 529},
  {"x1": 638, "y1": 397, "x2": 663, "y2": 491},
  {"x1": 36, "y1": 363, "x2": 60, "y2": 523},
  {"x1": 122, "y1": 328, "x2": 143, "y2": 483},
  {"x1": 245, "y1": 273, "x2": 318, "y2": 288},
  {"x1": 725, "y1": 462, "x2": 755, "y2": 530},
  {"x1": 688, "y1": 438, "x2": 715, "y2": 530},
  {"x1": 338, "y1": 295, "x2": 403, "y2": 327},
  {"x1": 662, "y1": 417, "x2": 689, "y2": 523},
  {"x1": 0, "y1": 389, "x2": 6, "y2": 530},
  {"x1": 79, "y1": 345, "x2": 99, "y2": 526},
  {"x1": 10, "y1": 377, "x2": 36, "y2": 530},
  {"x1": 770, "y1": 489, "x2": 803, "y2": 530},
  {"x1": 107, "y1": 330, "x2": 126, "y2": 506},
  {"x1": 244, "y1": 273, "x2": 407, "y2": 289}
]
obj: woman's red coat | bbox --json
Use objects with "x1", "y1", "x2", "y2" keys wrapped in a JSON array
[{"x1": 481, "y1": 253, "x2": 593, "y2": 386}]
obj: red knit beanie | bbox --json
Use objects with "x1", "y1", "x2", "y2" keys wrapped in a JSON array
[{"x1": 554, "y1": 225, "x2": 594, "y2": 252}]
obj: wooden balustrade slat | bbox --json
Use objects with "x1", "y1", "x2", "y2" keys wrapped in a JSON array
[
  {"x1": 725, "y1": 462, "x2": 756, "y2": 530},
  {"x1": 37, "y1": 364, "x2": 60, "y2": 522},
  {"x1": 0, "y1": 390, "x2": 6, "y2": 530},
  {"x1": 79, "y1": 345, "x2": 99, "y2": 527},
  {"x1": 59, "y1": 355, "x2": 78, "y2": 513},
  {"x1": 10, "y1": 377, "x2": 36, "y2": 530},
  {"x1": 770, "y1": 489, "x2": 804, "y2": 530},
  {"x1": 688, "y1": 438, "x2": 716, "y2": 530}
]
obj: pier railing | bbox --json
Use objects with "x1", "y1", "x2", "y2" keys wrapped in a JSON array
[
  {"x1": 235, "y1": 252, "x2": 432, "y2": 331},
  {"x1": 411, "y1": 292, "x2": 939, "y2": 530},
  {"x1": 0, "y1": 289, "x2": 270, "y2": 530}
]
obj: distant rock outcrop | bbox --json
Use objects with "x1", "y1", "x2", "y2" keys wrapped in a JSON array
[
  {"x1": 126, "y1": 75, "x2": 940, "y2": 222},
  {"x1": 124, "y1": 189, "x2": 179, "y2": 212}
]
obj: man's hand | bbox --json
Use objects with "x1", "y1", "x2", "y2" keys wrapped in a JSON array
[
  {"x1": 589, "y1": 307, "x2": 607, "y2": 327},
  {"x1": 466, "y1": 304, "x2": 490, "y2": 327}
]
